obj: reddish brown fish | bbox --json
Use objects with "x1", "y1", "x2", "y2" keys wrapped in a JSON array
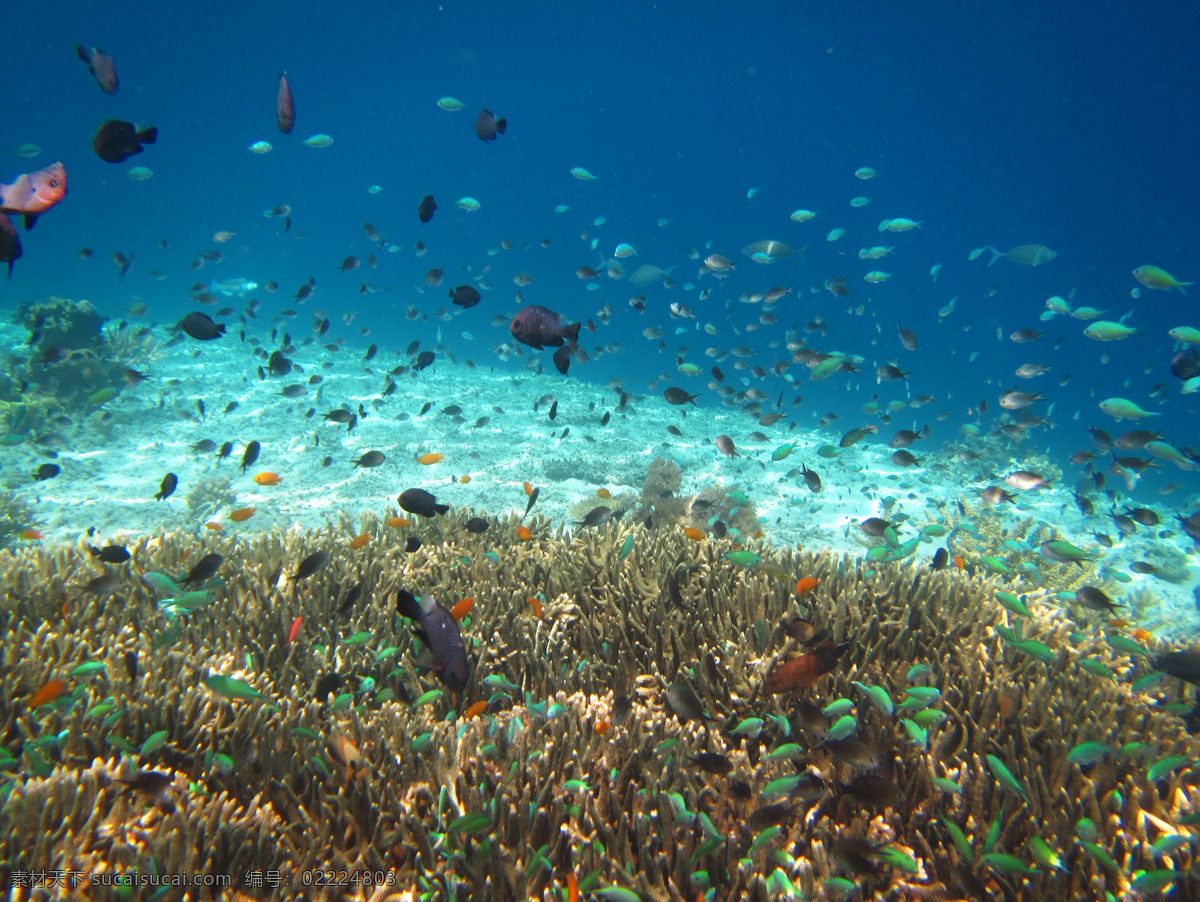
[
  {"x1": 764, "y1": 641, "x2": 850, "y2": 693},
  {"x1": 0, "y1": 162, "x2": 67, "y2": 230},
  {"x1": 276, "y1": 71, "x2": 295, "y2": 134}
]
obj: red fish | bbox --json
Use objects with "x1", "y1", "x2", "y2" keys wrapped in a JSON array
[
  {"x1": 287, "y1": 616, "x2": 302, "y2": 645},
  {"x1": 276, "y1": 71, "x2": 295, "y2": 134},
  {"x1": 0, "y1": 213, "x2": 22, "y2": 278},
  {"x1": 764, "y1": 641, "x2": 850, "y2": 693},
  {"x1": 0, "y1": 162, "x2": 67, "y2": 230}
]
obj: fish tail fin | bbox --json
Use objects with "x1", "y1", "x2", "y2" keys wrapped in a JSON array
[
  {"x1": 434, "y1": 503, "x2": 450, "y2": 515},
  {"x1": 564, "y1": 321, "x2": 581, "y2": 343},
  {"x1": 137, "y1": 126, "x2": 158, "y2": 145},
  {"x1": 1180, "y1": 283, "x2": 1194, "y2": 295},
  {"x1": 495, "y1": 118, "x2": 506, "y2": 134},
  {"x1": 23, "y1": 214, "x2": 37, "y2": 231},
  {"x1": 76, "y1": 44, "x2": 91, "y2": 63},
  {"x1": 986, "y1": 246, "x2": 1002, "y2": 265},
  {"x1": 395, "y1": 589, "x2": 421, "y2": 620},
  {"x1": 6, "y1": 260, "x2": 12, "y2": 279}
]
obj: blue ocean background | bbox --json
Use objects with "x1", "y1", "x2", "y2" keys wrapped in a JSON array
[{"x1": 3, "y1": 0, "x2": 1199, "y2": 495}]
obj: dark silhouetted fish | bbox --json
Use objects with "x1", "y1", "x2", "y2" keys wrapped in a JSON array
[
  {"x1": 178, "y1": 312, "x2": 225, "y2": 340},
  {"x1": 352, "y1": 450, "x2": 386, "y2": 468},
  {"x1": 0, "y1": 213, "x2": 21, "y2": 277},
  {"x1": 92, "y1": 120, "x2": 157, "y2": 163},
  {"x1": 289, "y1": 550, "x2": 329, "y2": 582},
  {"x1": 276, "y1": 71, "x2": 295, "y2": 134},
  {"x1": 418, "y1": 194, "x2": 437, "y2": 223},
  {"x1": 240, "y1": 440, "x2": 260, "y2": 473},
  {"x1": 180, "y1": 553, "x2": 223, "y2": 587},
  {"x1": 399, "y1": 488, "x2": 449, "y2": 517},
  {"x1": 154, "y1": 472, "x2": 177, "y2": 501},
  {"x1": 449, "y1": 285, "x2": 481, "y2": 308},
  {"x1": 474, "y1": 108, "x2": 506, "y2": 142}
]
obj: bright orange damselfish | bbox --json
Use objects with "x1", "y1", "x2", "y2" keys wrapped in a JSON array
[
  {"x1": 528, "y1": 596, "x2": 543, "y2": 618},
  {"x1": 567, "y1": 873, "x2": 579, "y2": 902},
  {"x1": 594, "y1": 720, "x2": 610, "y2": 736},
  {"x1": 459, "y1": 474, "x2": 471, "y2": 484},
  {"x1": 253, "y1": 472, "x2": 282, "y2": 486},
  {"x1": 19, "y1": 529, "x2": 43, "y2": 540},
  {"x1": 683, "y1": 526, "x2": 705, "y2": 541},
  {"x1": 386, "y1": 516, "x2": 411, "y2": 528},
  {"x1": 463, "y1": 700, "x2": 488, "y2": 719},
  {"x1": 597, "y1": 488, "x2": 611, "y2": 498},
  {"x1": 796, "y1": 576, "x2": 820, "y2": 596},
  {"x1": 953, "y1": 555, "x2": 965, "y2": 570},
  {"x1": 516, "y1": 525, "x2": 532, "y2": 541},
  {"x1": 204, "y1": 522, "x2": 223, "y2": 531},
  {"x1": 523, "y1": 481, "x2": 534, "y2": 496},
  {"x1": 450, "y1": 597, "x2": 474, "y2": 621},
  {"x1": 348, "y1": 533, "x2": 371, "y2": 549},
  {"x1": 29, "y1": 678, "x2": 68, "y2": 709},
  {"x1": 418, "y1": 452, "x2": 444, "y2": 465},
  {"x1": 229, "y1": 507, "x2": 256, "y2": 522}
]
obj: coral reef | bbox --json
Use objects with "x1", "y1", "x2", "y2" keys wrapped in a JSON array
[
  {"x1": 0, "y1": 515, "x2": 1197, "y2": 900},
  {"x1": 184, "y1": 475, "x2": 239, "y2": 521},
  {"x1": 0, "y1": 489, "x2": 38, "y2": 551}
]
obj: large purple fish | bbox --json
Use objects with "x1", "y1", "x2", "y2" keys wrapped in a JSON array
[
  {"x1": 396, "y1": 589, "x2": 470, "y2": 691},
  {"x1": 509, "y1": 304, "x2": 580, "y2": 350}
]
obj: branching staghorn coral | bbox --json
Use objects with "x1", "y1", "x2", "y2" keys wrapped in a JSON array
[{"x1": 0, "y1": 512, "x2": 1196, "y2": 900}]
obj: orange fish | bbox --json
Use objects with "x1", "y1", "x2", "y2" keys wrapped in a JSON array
[
  {"x1": 29, "y1": 678, "x2": 68, "y2": 709},
  {"x1": 516, "y1": 525, "x2": 532, "y2": 541},
  {"x1": 287, "y1": 616, "x2": 303, "y2": 645},
  {"x1": 348, "y1": 533, "x2": 371, "y2": 549},
  {"x1": 523, "y1": 481, "x2": 534, "y2": 496},
  {"x1": 597, "y1": 488, "x2": 611, "y2": 498},
  {"x1": 567, "y1": 873, "x2": 579, "y2": 902},
  {"x1": 418, "y1": 452, "x2": 444, "y2": 465},
  {"x1": 463, "y1": 700, "x2": 488, "y2": 719},
  {"x1": 450, "y1": 597, "x2": 474, "y2": 620},
  {"x1": 594, "y1": 720, "x2": 610, "y2": 736},
  {"x1": 1131, "y1": 628, "x2": 1153, "y2": 642},
  {"x1": 528, "y1": 596, "x2": 543, "y2": 618},
  {"x1": 683, "y1": 526, "x2": 705, "y2": 541},
  {"x1": 795, "y1": 576, "x2": 819, "y2": 596},
  {"x1": 19, "y1": 529, "x2": 43, "y2": 540},
  {"x1": 204, "y1": 521, "x2": 224, "y2": 531},
  {"x1": 459, "y1": 474, "x2": 471, "y2": 484},
  {"x1": 229, "y1": 507, "x2": 256, "y2": 522},
  {"x1": 386, "y1": 516, "x2": 412, "y2": 528},
  {"x1": 953, "y1": 555, "x2": 965, "y2": 570},
  {"x1": 764, "y1": 642, "x2": 850, "y2": 693},
  {"x1": 0, "y1": 161, "x2": 67, "y2": 229},
  {"x1": 253, "y1": 472, "x2": 282, "y2": 485}
]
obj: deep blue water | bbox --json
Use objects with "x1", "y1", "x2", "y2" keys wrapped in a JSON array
[{"x1": 3, "y1": 1, "x2": 1199, "y2": 500}]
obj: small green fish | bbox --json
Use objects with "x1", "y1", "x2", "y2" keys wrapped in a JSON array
[
  {"x1": 1014, "y1": 639, "x2": 1056, "y2": 664},
  {"x1": 764, "y1": 743, "x2": 803, "y2": 761},
  {"x1": 1028, "y1": 836, "x2": 1067, "y2": 871},
  {"x1": 724, "y1": 551, "x2": 762, "y2": 567},
  {"x1": 412, "y1": 689, "x2": 444, "y2": 706},
  {"x1": 203, "y1": 673, "x2": 266, "y2": 702},
  {"x1": 981, "y1": 852, "x2": 1038, "y2": 876},
  {"x1": 1080, "y1": 841, "x2": 1119, "y2": 869},
  {"x1": 853, "y1": 681, "x2": 894, "y2": 716},
  {"x1": 1078, "y1": 658, "x2": 1113, "y2": 678},
  {"x1": 906, "y1": 663, "x2": 934, "y2": 682},
  {"x1": 1149, "y1": 834, "x2": 1191, "y2": 856},
  {"x1": 1131, "y1": 870, "x2": 1180, "y2": 893},
  {"x1": 772, "y1": 443, "x2": 797, "y2": 462},
  {"x1": 1106, "y1": 634, "x2": 1150, "y2": 657},
  {"x1": 1147, "y1": 755, "x2": 1192, "y2": 782},
  {"x1": 995, "y1": 591, "x2": 1030, "y2": 618},
  {"x1": 343, "y1": 630, "x2": 372, "y2": 645},
  {"x1": 448, "y1": 812, "x2": 492, "y2": 835},
  {"x1": 760, "y1": 775, "x2": 804, "y2": 802},
  {"x1": 827, "y1": 714, "x2": 858, "y2": 740},
  {"x1": 618, "y1": 534, "x2": 634, "y2": 561},
  {"x1": 911, "y1": 708, "x2": 948, "y2": 727},
  {"x1": 69, "y1": 661, "x2": 107, "y2": 677},
  {"x1": 986, "y1": 754, "x2": 1029, "y2": 801},
  {"x1": 748, "y1": 825, "x2": 782, "y2": 855},
  {"x1": 980, "y1": 555, "x2": 1011, "y2": 574},
  {"x1": 822, "y1": 698, "x2": 855, "y2": 717},
  {"x1": 730, "y1": 717, "x2": 765, "y2": 738},
  {"x1": 292, "y1": 727, "x2": 320, "y2": 740},
  {"x1": 933, "y1": 778, "x2": 962, "y2": 795},
  {"x1": 139, "y1": 730, "x2": 169, "y2": 756},
  {"x1": 1067, "y1": 742, "x2": 1110, "y2": 765},
  {"x1": 940, "y1": 817, "x2": 973, "y2": 862},
  {"x1": 900, "y1": 718, "x2": 928, "y2": 748}
]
